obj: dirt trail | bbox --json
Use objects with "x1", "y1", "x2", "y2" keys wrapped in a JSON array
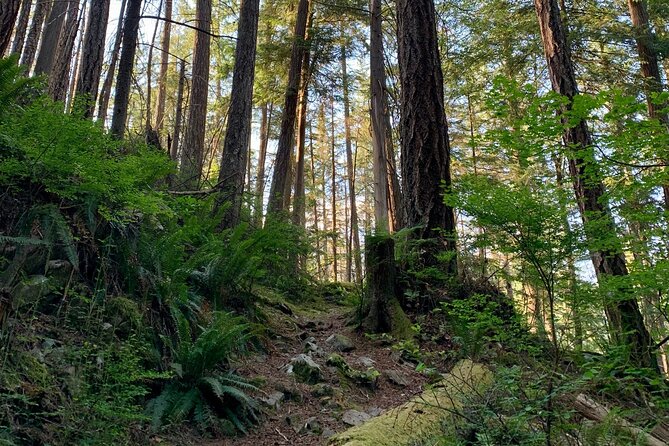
[{"x1": 217, "y1": 304, "x2": 428, "y2": 446}]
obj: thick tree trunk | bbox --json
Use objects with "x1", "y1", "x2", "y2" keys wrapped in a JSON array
[
  {"x1": 34, "y1": 0, "x2": 68, "y2": 75},
  {"x1": 20, "y1": 0, "x2": 48, "y2": 71},
  {"x1": 97, "y1": 0, "x2": 126, "y2": 123},
  {"x1": 0, "y1": 0, "x2": 21, "y2": 55},
  {"x1": 341, "y1": 42, "x2": 362, "y2": 282},
  {"x1": 179, "y1": 0, "x2": 211, "y2": 189},
  {"x1": 534, "y1": 0, "x2": 656, "y2": 371},
  {"x1": 216, "y1": 0, "x2": 261, "y2": 229},
  {"x1": 10, "y1": 0, "x2": 32, "y2": 56},
  {"x1": 109, "y1": 0, "x2": 142, "y2": 138},
  {"x1": 267, "y1": 0, "x2": 310, "y2": 216},
  {"x1": 74, "y1": 0, "x2": 110, "y2": 117},
  {"x1": 369, "y1": 0, "x2": 390, "y2": 233},
  {"x1": 154, "y1": 0, "x2": 172, "y2": 135},
  {"x1": 48, "y1": 0, "x2": 81, "y2": 102},
  {"x1": 626, "y1": 0, "x2": 669, "y2": 210},
  {"x1": 254, "y1": 103, "x2": 272, "y2": 223},
  {"x1": 396, "y1": 0, "x2": 457, "y2": 273}
]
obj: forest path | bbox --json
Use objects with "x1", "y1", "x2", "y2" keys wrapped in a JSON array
[{"x1": 215, "y1": 301, "x2": 429, "y2": 446}]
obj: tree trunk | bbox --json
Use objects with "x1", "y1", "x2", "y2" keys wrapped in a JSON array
[
  {"x1": 626, "y1": 0, "x2": 669, "y2": 210},
  {"x1": 144, "y1": 4, "x2": 161, "y2": 137},
  {"x1": 534, "y1": 0, "x2": 656, "y2": 371},
  {"x1": 0, "y1": 0, "x2": 21, "y2": 55},
  {"x1": 330, "y1": 97, "x2": 338, "y2": 281},
  {"x1": 266, "y1": 0, "x2": 310, "y2": 216},
  {"x1": 10, "y1": 0, "x2": 32, "y2": 56},
  {"x1": 48, "y1": 0, "x2": 81, "y2": 102},
  {"x1": 19, "y1": 0, "x2": 48, "y2": 71},
  {"x1": 361, "y1": 235, "x2": 400, "y2": 333},
  {"x1": 215, "y1": 0, "x2": 261, "y2": 229},
  {"x1": 170, "y1": 59, "x2": 186, "y2": 162},
  {"x1": 74, "y1": 0, "x2": 110, "y2": 117},
  {"x1": 34, "y1": 0, "x2": 68, "y2": 75},
  {"x1": 178, "y1": 0, "x2": 211, "y2": 189},
  {"x1": 97, "y1": 0, "x2": 126, "y2": 123},
  {"x1": 154, "y1": 0, "x2": 172, "y2": 135},
  {"x1": 291, "y1": 14, "x2": 314, "y2": 229},
  {"x1": 341, "y1": 42, "x2": 362, "y2": 282},
  {"x1": 254, "y1": 103, "x2": 272, "y2": 223},
  {"x1": 109, "y1": 0, "x2": 142, "y2": 138},
  {"x1": 369, "y1": 0, "x2": 390, "y2": 232},
  {"x1": 396, "y1": 0, "x2": 457, "y2": 273}
]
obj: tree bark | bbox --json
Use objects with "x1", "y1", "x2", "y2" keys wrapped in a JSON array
[
  {"x1": 361, "y1": 235, "x2": 396, "y2": 333},
  {"x1": 10, "y1": 0, "x2": 32, "y2": 56},
  {"x1": 34, "y1": 0, "x2": 68, "y2": 75},
  {"x1": 215, "y1": 0, "x2": 261, "y2": 229},
  {"x1": 0, "y1": 0, "x2": 21, "y2": 55},
  {"x1": 170, "y1": 59, "x2": 186, "y2": 162},
  {"x1": 341, "y1": 41, "x2": 362, "y2": 282},
  {"x1": 97, "y1": 0, "x2": 126, "y2": 123},
  {"x1": 266, "y1": 0, "x2": 310, "y2": 216},
  {"x1": 109, "y1": 0, "x2": 142, "y2": 138},
  {"x1": 396, "y1": 0, "x2": 457, "y2": 273},
  {"x1": 19, "y1": 0, "x2": 48, "y2": 71},
  {"x1": 154, "y1": 0, "x2": 172, "y2": 135},
  {"x1": 534, "y1": 0, "x2": 656, "y2": 371},
  {"x1": 179, "y1": 0, "x2": 212, "y2": 189},
  {"x1": 74, "y1": 0, "x2": 110, "y2": 117},
  {"x1": 48, "y1": 0, "x2": 81, "y2": 102},
  {"x1": 330, "y1": 97, "x2": 338, "y2": 281}
]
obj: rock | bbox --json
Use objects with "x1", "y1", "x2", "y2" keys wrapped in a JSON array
[
  {"x1": 300, "y1": 417, "x2": 322, "y2": 435},
  {"x1": 288, "y1": 354, "x2": 323, "y2": 384},
  {"x1": 260, "y1": 391, "x2": 285, "y2": 410},
  {"x1": 326, "y1": 334, "x2": 355, "y2": 352},
  {"x1": 322, "y1": 426, "x2": 336, "y2": 438},
  {"x1": 357, "y1": 356, "x2": 375, "y2": 368},
  {"x1": 45, "y1": 260, "x2": 73, "y2": 287},
  {"x1": 304, "y1": 337, "x2": 325, "y2": 356},
  {"x1": 285, "y1": 414, "x2": 302, "y2": 433},
  {"x1": 312, "y1": 383, "x2": 335, "y2": 398},
  {"x1": 341, "y1": 410, "x2": 371, "y2": 426},
  {"x1": 11, "y1": 275, "x2": 50, "y2": 309},
  {"x1": 367, "y1": 407, "x2": 383, "y2": 417},
  {"x1": 327, "y1": 354, "x2": 379, "y2": 388},
  {"x1": 385, "y1": 369, "x2": 410, "y2": 387}
]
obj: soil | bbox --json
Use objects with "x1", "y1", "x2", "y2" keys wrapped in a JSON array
[{"x1": 211, "y1": 302, "x2": 430, "y2": 446}]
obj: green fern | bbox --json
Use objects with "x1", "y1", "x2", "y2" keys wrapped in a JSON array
[{"x1": 0, "y1": 56, "x2": 34, "y2": 116}]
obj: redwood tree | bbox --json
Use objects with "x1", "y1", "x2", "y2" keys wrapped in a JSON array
[{"x1": 0, "y1": 0, "x2": 21, "y2": 55}]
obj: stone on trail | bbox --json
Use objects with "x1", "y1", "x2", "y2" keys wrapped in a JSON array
[
  {"x1": 384, "y1": 369, "x2": 409, "y2": 387},
  {"x1": 260, "y1": 391, "x2": 285, "y2": 410},
  {"x1": 341, "y1": 410, "x2": 371, "y2": 426},
  {"x1": 326, "y1": 333, "x2": 356, "y2": 352},
  {"x1": 287, "y1": 354, "x2": 323, "y2": 384}
]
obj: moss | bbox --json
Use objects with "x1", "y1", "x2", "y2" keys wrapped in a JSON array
[
  {"x1": 389, "y1": 299, "x2": 413, "y2": 340},
  {"x1": 326, "y1": 354, "x2": 379, "y2": 388},
  {"x1": 328, "y1": 360, "x2": 492, "y2": 446}
]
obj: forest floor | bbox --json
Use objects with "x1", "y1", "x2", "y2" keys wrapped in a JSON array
[{"x1": 164, "y1": 296, "x2": 431, "y2": 446}]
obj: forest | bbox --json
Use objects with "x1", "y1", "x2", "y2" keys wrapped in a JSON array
[{"x1": 1, "y1": 0, "x2": 669, "y2": 444}]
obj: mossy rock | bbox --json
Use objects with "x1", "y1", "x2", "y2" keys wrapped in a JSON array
[
  {"x1": 326, "y1": 354, "x2": 379, "y2": 388},
  {"x1": 328, "y1": 360, "x2": 492, "y2": 446}
]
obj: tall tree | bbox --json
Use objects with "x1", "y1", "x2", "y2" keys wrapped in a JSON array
[
  {"x1": 97, "y1": 0, "x2": 126, "y2": 123},
  {"x1": 75, "y1": 0, "x2": 111, "y2": 117},
  {"x1": 215, "y1": 0, "x2": 261, "y2": 229},
  {"x1": 19, "y1": 0, "x2": 48, "y2": 71},
  {"x1": 534, "y1": 0, "x2": 656, "y2": 371},
  {"x1": 34, "y1": 0, "x2": 68, "y2": 75},
  {"x1": 179, "y1": 0, "x2": 212, "y2": 189},
  {"x1": 110, "y1": 0, "x2": 142, "y2": 138},
  {"x1": 154, "y1": 0, "x2": 172, "y2": 135},
  {"x1": 396, "y1": 0, "x2": 457, "y2": 273},
  {"x1": 0, "y1": 0, "x2": 21, "y2": 55},
  {"x1": 10, "y1": 0, "x2": 32, "y2": 56},
  {"x1": 254, "y1": 103, "x2": 272, "y2": 223},
  {"x1": 267, "y1": 0, "x2": 310, "y2": 215},
  {"x1": 48, "y1": 0, "x2": 81, "y2": 102}
]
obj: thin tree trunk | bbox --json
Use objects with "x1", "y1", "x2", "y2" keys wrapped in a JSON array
[
  {"x1": 179, "y1": 0, "x2": 212, "y2": 189},
  {"x1": 266, "y1": 0, "x2": 310, "y2": 216},
  {"x1": 10, "y1": 0, "x2": 32, "y2": 56},
  {"x1": 109, "y1": 0, "x2": 142, "y2": 138},
  {"x1": 97, "y1": 0, "x2": 126, "y2": 123},
  {"x1": 369, "y1": 0, "x2": 390, "y2": 232},
  {"x1": 341, "y1": 41, "x2": 362, "y2": 282},
  {"x1": 74, "y1": 0, "x2": 110, "y2": 117},
  {"x1": 330, "y1": 97, "x2": 338, "y2": 281},
  {"x1": 20, "y1": 0, "x2": 48, "y2": 71},
  {"x1": 310, "y1": 121, "x2": 322, "y2": 278},
  {"x1": 48, "y1": 0, "x2": 81, "y2": 102},
  {"x1": 154, "y1": 0, "x2": 171, "y2": 135},
  {"x1": 170, "y1": 59, "x2": 186, "y2": 162},
  {"x1": 216, "y1": 0, "x2": 261, "y2": 229},
  {"x1": 145, "y1": 2, "x2": 162, "y2": 135},
  {"x1": 396, "y1": 0, "x2": 457, "y2": 273},
  {"x1": 0, "y1": 0, "x2": 21, "y2": 55},
  {"x1": 66, "y1": 9, "x2": 84, "y2": 112},
  {"x1": 254, "y1": 103, "x2": 272, "y2": 223},
  {"x1": 534, "y1": 0, "x2": 656, "y2": 371},
  {"x1": 34, "y1": 0, "x2": 68, "y2": 75}
]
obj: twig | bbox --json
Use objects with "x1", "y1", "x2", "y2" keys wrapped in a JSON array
[{"x1": 275, "y1": 427, "x2": 290, "y2": 443}]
